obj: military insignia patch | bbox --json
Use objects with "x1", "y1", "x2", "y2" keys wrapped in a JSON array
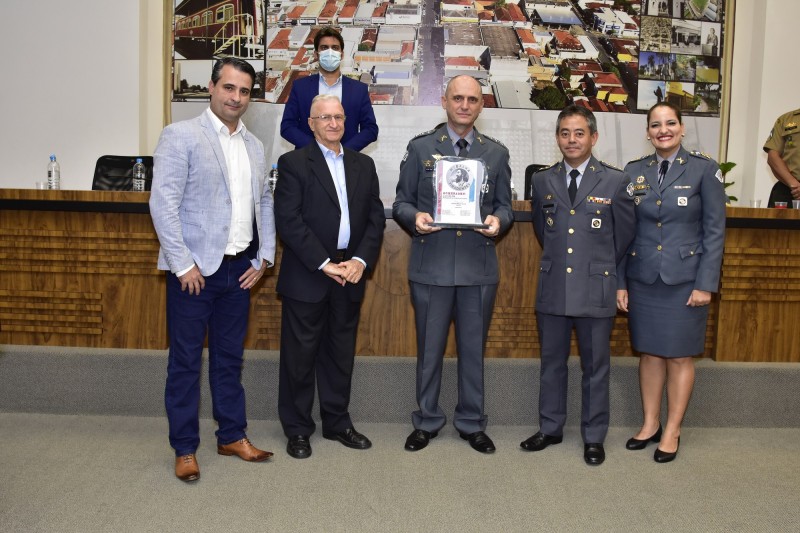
[
  {"x1": 545, "y1": 194, "x2": 554, "y2": 200},
  {"x1": 423, "y1": 160, "x2": 434, "y2": 171},
  {"x1": 547, "y1": 217, "x2": 554, "y2": 227},
  {"x1": 715, "y1": 169, "x2": 723, "y2": 183},
  {"x1": 677, "y1": 157, "x2": 685, "y2": 165},
  {"x1": 637, "y1": 176, "x2": 645, "y2": 184},
  {"x1": 402, "y1": 151, "x2": 409, "y2": 162},
  {"x1": 626, "y1": 183, "x2": 634, "y2": 197},
  {"x1": 787, "y1": 122, "x2": 797, "y2": 131},
  {"x1": 634, "y1": 196, "x2": 641, "y2": 205},
  {"x1": 591, "y1": 218, "x2": 602, "y2": 229},
  {"x1": 678, "y1": 197, "x2": 688, "y2": 206},
  {"x1": 440, "y1": 134, "x2": 448, "y2": 142}
]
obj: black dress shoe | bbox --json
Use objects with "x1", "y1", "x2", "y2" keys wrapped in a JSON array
[
  {"x1": 654, "y1": 437, "x2": 680, "y2": 463},
  {"x1": 286, "y1": 435, "x2": 312, "y2": 459},
  {"x1": 404, "y1": 429, "x2": 438, "y2": 451},
  {"x1": 322, "y1": 427, "x2": 372, "y2": 450},
  {"x1": 584, "y1": 443, "x2": 605, "y2": 465},
  {"x1": 626, "y1": 424, "x2": 663, "y2": 450},
  {"x1": 459, "y1": 431, "x2": 496, "y2": 454},
  {"x1": 520, "y1": 431, "x2": 563, "y2": 452}
]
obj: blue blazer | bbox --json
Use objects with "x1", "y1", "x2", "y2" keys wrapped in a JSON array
[
  {"x1": 621, "y1": 146, "x2": 727, "y2": 292},
  {"x1": 280, "y1": 74, "x2": 379, "y2": 152}
]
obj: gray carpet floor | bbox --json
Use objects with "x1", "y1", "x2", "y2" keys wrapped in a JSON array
[{"x1": 1, "y1": 413, "x2": 798, "y2": 532}]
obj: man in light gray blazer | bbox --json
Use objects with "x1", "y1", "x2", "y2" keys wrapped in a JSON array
[
  {"x1": 150, "y1": 58, "x2": 276, "y2": 482},
  {"x1": 524, "y1": 105, "x2": 635, "y2": 466}
]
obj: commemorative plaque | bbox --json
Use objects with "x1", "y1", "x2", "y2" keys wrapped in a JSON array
[{"x1": 430, "y1": 157, "x2": 489, "y2": 228}]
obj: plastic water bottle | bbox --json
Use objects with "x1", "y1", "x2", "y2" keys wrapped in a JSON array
[
  {"x1": 510, "y1": 178, "x2": 518, "y2": 201},
  {"x1": 268, "y1": 164, "x2": 278, "y2": 192},
  {"x1": 47, "y1": 154, "x2": 61, "y2": 190},
  {"x1": 132, "y1": 158, "x2": 146, "y2": 192}
]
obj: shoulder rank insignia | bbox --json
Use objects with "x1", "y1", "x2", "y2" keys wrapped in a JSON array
[
  {"x1": 410, "y1": 128, "x2": 437, "y2": 141},
  {"x1": 600, "y1": 160, "x2": 622, "y2": 171},
  {"x1": 786, "y1": 122, "x2": 797, "y2": 131},
  {"x1": 477, "y1": 133, "x2": 507, "y2": 148},
  {"x1": 690, "y1": 151, "x2": 712, "y2": 160},
  {"x1": 630, "y1": 153, "x2": 650, "y2": 163}
]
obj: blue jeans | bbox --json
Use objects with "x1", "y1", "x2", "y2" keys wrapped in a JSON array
[{"x1": 165, "y1": 256, "x2": 251, "y2": 456}]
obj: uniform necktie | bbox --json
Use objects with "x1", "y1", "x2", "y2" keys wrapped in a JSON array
[
  {"x1": 658, "y1": 159, "x2": 669, "y2": 187},
  {"x1": 456, "y1": 138, "x2": 469, "y2": 158},
  {"x1": 568, "y1": 168, "x2": 579, "y2": 204}
]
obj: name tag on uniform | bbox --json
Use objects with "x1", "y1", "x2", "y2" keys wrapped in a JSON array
[
  {"x1": 677, "y1": 197, "x2": 688, "y2": 206},
  {"x1": 674, "y1": 185, "x2": 692, "y2": 189},
  {"x1": 591, "y1": 218, "x2": 602, "y2": 228}
]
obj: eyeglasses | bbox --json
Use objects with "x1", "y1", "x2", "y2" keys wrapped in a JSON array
[{"x1": 310, "y1": 114, "x2": 346, "y2": 123}]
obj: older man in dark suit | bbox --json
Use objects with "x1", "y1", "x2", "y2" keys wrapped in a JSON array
[
  {"x1": 393, "y1": 75, "x2": 513, "y2": 454},
  {"x1": 524, "y1": 105, "x2": 635, "y2": 466},
  {"x1": 275, "y1": 94, "x2": 385, "y2": 459}
]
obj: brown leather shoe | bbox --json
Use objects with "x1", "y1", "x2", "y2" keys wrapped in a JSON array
[
  {"x1": 175, "y1": 454, "x2": 200, "y2": 482},
  {"x1": 217, "y1": 437, "x2": 273, "y2": 462}
]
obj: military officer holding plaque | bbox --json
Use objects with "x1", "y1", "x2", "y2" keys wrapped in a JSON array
[{"x1": 393, "y1": 75, "x2": 513, "y2": 454}]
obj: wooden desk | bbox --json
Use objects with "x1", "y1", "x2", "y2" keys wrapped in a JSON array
[
  {"x1": 716, "y1": 206, "x2": 800, "y2": 361},
  {"x1": 1, "y1": 192, "x2": 797, "y2": 362}
]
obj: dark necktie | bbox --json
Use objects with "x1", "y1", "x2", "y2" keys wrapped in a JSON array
[
  {"x1": 568, "y1": 168, "x2": 579, "y2": 204},
  {"x1": 658, "y1": 159, "x2": 669, "y2": 187},
  {"x1": 456, "y1": 138, "x2": 469, "y2": 158}
]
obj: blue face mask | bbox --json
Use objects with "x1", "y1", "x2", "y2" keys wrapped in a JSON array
[{"x1": 318, "y1": 49, "x2": 342, "y2": 72}]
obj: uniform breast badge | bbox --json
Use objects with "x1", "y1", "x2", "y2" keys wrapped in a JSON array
[
  {"x1": 591, "y1": 218, "x2": 602, "y2": 229},
  {"x1": 547, "y1": 216, "x2": 554, "y2": 227},
  {"x1": 678, "y1": 197, "x2": 688, "y2": 206}
]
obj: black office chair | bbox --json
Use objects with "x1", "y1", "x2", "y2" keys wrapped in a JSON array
[
  {"x1": 524, "y1": 164, "x2": 550, "y2": 200},
  {"x1": 91, "y1": 155, "x2": 153, "y2": 191}
]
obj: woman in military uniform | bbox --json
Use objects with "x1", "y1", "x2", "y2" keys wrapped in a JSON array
[{"x1": 617, "y1": 102, "x2": 727, "y2": 463}]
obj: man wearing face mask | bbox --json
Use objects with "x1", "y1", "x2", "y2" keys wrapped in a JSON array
[{"x1": 280, "y1": 26, "x2": 379, "y2": 152}]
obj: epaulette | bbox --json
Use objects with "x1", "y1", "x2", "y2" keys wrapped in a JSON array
[
  {"x1": 690, "y1": 150, "x2": 712, "y2": 160},
  {"x1": 411, "y1": 128, "x2": 437, "y2": 141},
  {"x1": 628, "y1": 153, "x2": 651, "y2": 163},
  {"x1": 599, "y1": 160, "x2": 622, "y2": 171},
  {"x1": 541, "y1": 161, "x2": 560, "y2": 171},
  {"x1": 477, "y1": 133, "x2": 506, "y2": 149}
]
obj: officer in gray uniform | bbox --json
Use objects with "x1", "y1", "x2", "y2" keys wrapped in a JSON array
[
  {"x1": 763, "y1": 108, "x2": 800, "y2": 203},
  {"x1": 393, "y1": 75, "x2": 513, "y2": 454},
  {"x1": 523, "y1": 105, "x2": 635, "y2": 466}
]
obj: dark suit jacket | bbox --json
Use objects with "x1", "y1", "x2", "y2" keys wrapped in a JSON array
[
  {"x1": 275, "y1": 142, "x2": 385, "y2": 303},
  {"x1": 531, "y1": 156, "x2": 635, "y2": 318},
  {"x1": 392, "y1": 124, "x2": 514, "y2": 286},
  {"x1": 621, "y1": 146, "x2": 726, "y2": 292},
  {"x1": 280, "y1": 74, "x2": 379, "y2": 152}
]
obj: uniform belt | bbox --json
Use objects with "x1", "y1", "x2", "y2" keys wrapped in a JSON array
[
  {"x1": 333, "y1": 249, "x2": 347, "y2": 262},
  {"x1": 223, "y1": 250, "x2": 248, "y2": 261}
]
